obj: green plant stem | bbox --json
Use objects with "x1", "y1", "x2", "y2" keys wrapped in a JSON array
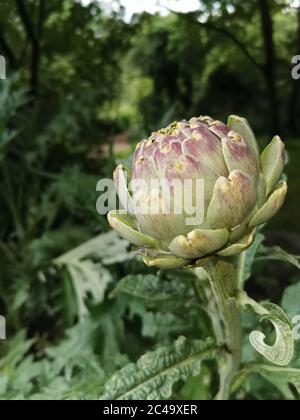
[
  {"x1": 204, "y1": 259, "x2": 242, "y2": 400},
  {"x1": 193, "y1": 274, "x2": 225, "y2": 344}
]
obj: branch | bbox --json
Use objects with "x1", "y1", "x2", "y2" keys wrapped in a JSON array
[
  {"x1": 199, "y1": 21, "x2": 263, "y2": 72},
  {"x1": 15, "y1": 0, "x2": 38, "y2": 46},
  {"x1": 160, "y1": 5, "x2": 263, "y2": 72}
]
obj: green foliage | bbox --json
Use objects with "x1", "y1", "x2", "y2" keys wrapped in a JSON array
[
  {"x1": 234, "y1": 364, "x2": 300, "y2": 400},
  {"x1": 53, "y1": 231, "x2": 131, "y2": 319},
  {"x1": 111, "y1": 273, "x2": 197, "y2": 308},
  {"x1": 100, "y1": 336, "x2": 217, "y2": 400},
  {"x1": 252, "y1": 365, "x2": 300, "y2": 400},
  {"x1": 282, "y1": 282, "x2": 300, "y2": 370},
  {"x1": 256, "y1": 245, "x2": 300, "y2": 269},
  {"x1": 1, "y1": 218, "x2": 300, "y2": 400},
  {"x1": 250, "y1": 302, "x2": 294, "y2": 366},
  {"x1": 0, "y1": 0, "x2": 300, "y2": 401},
  {"x1": 282, "y1": 282, "x2": 300, "y2": 319},
  {"x1": 237, "y1": 232, "x2": 265, "y2": 288},
  {"x1": 0, "y1": 323, "x2": 106, "y2": 400},
  {"x1": 0, "y1": 77, "x2": 27, "y2": 159}
]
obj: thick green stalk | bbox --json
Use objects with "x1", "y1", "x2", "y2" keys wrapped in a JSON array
[{"x1": 204, "y1": 259, "x2": 242, "y2": 400}]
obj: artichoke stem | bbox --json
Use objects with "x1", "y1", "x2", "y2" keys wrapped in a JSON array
[{"x1": 204, "y1": 259, "x2": 242, "y2": 401}]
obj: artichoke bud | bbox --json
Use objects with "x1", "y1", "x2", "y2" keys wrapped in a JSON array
[{"x1": 108, "y1": 115, "x2": 287, "y2": 268}]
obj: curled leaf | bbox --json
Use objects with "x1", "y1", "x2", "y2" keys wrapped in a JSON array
[{"x1": 237, "y1": 292, "x2": 294, "y2": 366}]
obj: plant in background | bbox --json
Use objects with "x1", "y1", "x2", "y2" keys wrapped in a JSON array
[{"x1": 107, "y1": 115, "x2": 296, "y2": 400}]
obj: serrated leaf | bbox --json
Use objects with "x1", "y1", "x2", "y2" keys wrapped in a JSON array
[
  {"x1": 110, "y1": 274, "x2": 196, "y2": 305},
  {"x1": 256, "y1": 245, "x2": 300, "y2": 270},
  {"x1": 66, "y1": 262, "x2": 112, "y2": 318},
  {"x1": 140, "y1": 312, "x2": 191, "y2": 340},
  {"x1": 100, "y1": 336, "x2": 217, "y2": 400},
  {"x1": 55, "y1": 231, "x2": 132, "y2": 265},
  {"x1": 54, "y1": 234, "x2": 119, "y2": 318},
  {"x1": 45, "y1": 320, "x2": 99, "y2": 374},
  {"x1": 0, "y1": 332, "x2": 41, "y2": 399}
]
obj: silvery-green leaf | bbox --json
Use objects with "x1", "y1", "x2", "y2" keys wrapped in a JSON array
[
  {"x1": 236, "y1": 232, "x2": 265, "y2": 288},
  {"x1": 55, "y1": 231, "x2": 132, "y2": 265},
  {"x1": 261, "y1": 136, "x2": 285, "y2": 196},
  {"x1": 54, "y1": 234, "x2": 126, "y2": 318},
  {"x1": 241, "y1": 364, "x2": 300, "y2": 400},
  {"x1": 282, "y1": 283, "x2": 300, "y2": 319},
  {"x1": 256, "y1": 245, "x2": 300, "y2": 270},
  {"x1": 100, "y1": 336, "x2": 217, "y2": 400},
  {"x1": 56, "y1": 261, "x2": 112, "y2": 319},
  {"x1": 282, "y1": 283, "x2": 300, "y2": 369},
  {"x1": 110, "y1": 273, "x2": 196, "y2": 305},
  {"x1": 237, "y1": 292, "x2": 294, "y2": 366},
  {"x1": 74, "y1": 262, "x2": 111, "y2": 315}
]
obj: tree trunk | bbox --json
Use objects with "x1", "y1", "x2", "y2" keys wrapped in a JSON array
[
  {"x1": 258, "y1": 0, "x2": 280, "y2": 135},
  {"x1": 288, "y1": 6, "x2": 300, "y2": 135},
  {"x1": 15, "y1": 0, "x2": 45, "y2": 95}
]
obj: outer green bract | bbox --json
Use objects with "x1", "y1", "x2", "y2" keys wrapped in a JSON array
[{"x1": 108, "y1": 115, "x2": 287, "y2": 269}]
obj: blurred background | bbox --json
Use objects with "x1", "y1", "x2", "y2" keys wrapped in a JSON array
[{"x1": 0, "y1": 0, "x2": 299, "y2": 399}]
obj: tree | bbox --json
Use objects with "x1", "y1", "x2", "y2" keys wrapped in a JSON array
[
  {"x1": 176, "y1": 0, "x2": 281, "y2": 135},
  {"x1": 129, "y1": 13, "x2": 206, "y2": 128},
  {"x1": 258, "y1": 0, "x2": 280, "y2": 133}
]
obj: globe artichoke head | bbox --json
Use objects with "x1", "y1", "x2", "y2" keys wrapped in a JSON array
[{"x1": 108, "y1": 115, "x2": 287, "y2": 268}]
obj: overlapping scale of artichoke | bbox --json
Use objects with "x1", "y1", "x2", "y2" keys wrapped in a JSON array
[{"x1": 108, "y1": 115, "x2": 287, "y2": 269}]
